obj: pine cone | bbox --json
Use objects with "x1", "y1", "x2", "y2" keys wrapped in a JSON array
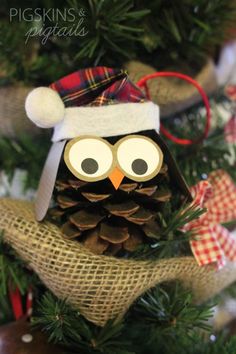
[{"x1": 50, "y1": 163, "x2": 172, "y2": 256}]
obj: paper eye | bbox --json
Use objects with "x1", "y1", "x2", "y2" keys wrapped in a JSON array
[
  {"x1": 64, "y1": 137, "x2": 114, "y2": 182},
  {"x1": 116, "y1": 135, "x2": 163, "y2": 181}
]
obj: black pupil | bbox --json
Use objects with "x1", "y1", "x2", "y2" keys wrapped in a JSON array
[
  {"x1": 81, "y1": 158, "x2": 98, "y2": 174},
  {"x1": 132, "y1": 159, "x2": 148, "y2": 175}
]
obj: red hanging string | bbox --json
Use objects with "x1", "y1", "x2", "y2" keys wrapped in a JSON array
[{"x1": 137, "y1": 72, "x2": 211, "y2": 145}]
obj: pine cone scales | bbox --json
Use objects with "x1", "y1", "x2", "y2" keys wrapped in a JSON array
[{"x1": 50, "y1": 163, "x2": 172, "y2": 255}]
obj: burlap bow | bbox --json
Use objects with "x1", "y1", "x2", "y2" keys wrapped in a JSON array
[{"x1": 184, "y1": 170, "x2": 236, "y2": 269}]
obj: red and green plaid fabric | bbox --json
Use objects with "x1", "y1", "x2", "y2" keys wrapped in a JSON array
[{"x1": 50, "y1": 67, "x2": 146, "y2": 107}]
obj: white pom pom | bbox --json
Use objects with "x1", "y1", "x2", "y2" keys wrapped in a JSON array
[{"x1": 25, "y1": 87, "x2": 65, "y2": 128}]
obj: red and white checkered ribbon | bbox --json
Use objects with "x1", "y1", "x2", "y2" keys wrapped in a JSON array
[
  {"x1": 9, "y1": 286, "x2": 33, "y2": 320},
  {"x1": 184, "y1": 170, "x2": 236, "y2": 269}
]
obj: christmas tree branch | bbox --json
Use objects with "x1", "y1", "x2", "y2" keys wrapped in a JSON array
[
  {"x1": 0, "y1": 231, "x2": 40, "y2": 324},
  {"x1": 132, "y1": 203, "x2": 204, "y2": 260},
  {"x1": 32, "y1": 282, "x2": 216, "y2": 354},
  {"x1": 1, "y1": 0, "x2": 236, "y2": 84},
  {"x1": 0, "y1": 134, "x2": 50, "y2": 190},
  {"x1": 163, "y1": 95, "x2": 236, "y2": 185},
  {"x1": 0, "y1": 231, "x2": 33, "y2": 295},
  {"x1": 32, "y1": 292, "x2": 132, "y2": 354},
  {"x1": 126, "y1": 281, "x2": 214, "y2": 353}
]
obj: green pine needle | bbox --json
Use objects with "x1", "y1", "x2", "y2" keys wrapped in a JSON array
[
  {"x1": 0, "y1": 134, "x2": 50, "y2": 190},
  {"x1": 127, "y1": 281, "x2": 214, "y2": 353},
  {"x1": 33, "y1": 292, "x2": 132, "y2": 353},
  {"x1": 132, "y1": 203, "x2": 204, "y2": 260},
  {"x1": 1, "y1": 0, "x2": 235, "y2": 83},
  {"x1": 0, "y1": 231, "x2": 35, "y2": 296}
]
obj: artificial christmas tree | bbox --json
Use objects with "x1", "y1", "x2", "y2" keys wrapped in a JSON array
[
  {"x1": 1, "y1": 2, "x2": 236, "y2": 354},
  {"x1": 0, "y1": 66, "x2": 236, "y2": 354}
]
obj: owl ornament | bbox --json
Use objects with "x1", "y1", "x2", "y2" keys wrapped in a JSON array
[
  {"x1": 2, "y1": 67, "x2": 236, "y2": 327},
  {"x1": 25, "y1": 67, "x2": 190, "y2": 256}
]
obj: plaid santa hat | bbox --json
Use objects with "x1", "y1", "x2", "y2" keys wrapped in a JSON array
[{"x1": 25, "y1": 67, "x2": 160, "y2": 141}]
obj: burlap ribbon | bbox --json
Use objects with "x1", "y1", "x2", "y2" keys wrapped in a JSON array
[
  {"x1": 1, "y1": 198, "x2": 236, "y2": 326},
  {"x1": 184, "y1": 170, "x2": 236, "y2": 269}
]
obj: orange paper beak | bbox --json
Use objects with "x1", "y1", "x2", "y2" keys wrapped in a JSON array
[{"x1": 108, "y1": 167, "x2": 125, "y2": 190}]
